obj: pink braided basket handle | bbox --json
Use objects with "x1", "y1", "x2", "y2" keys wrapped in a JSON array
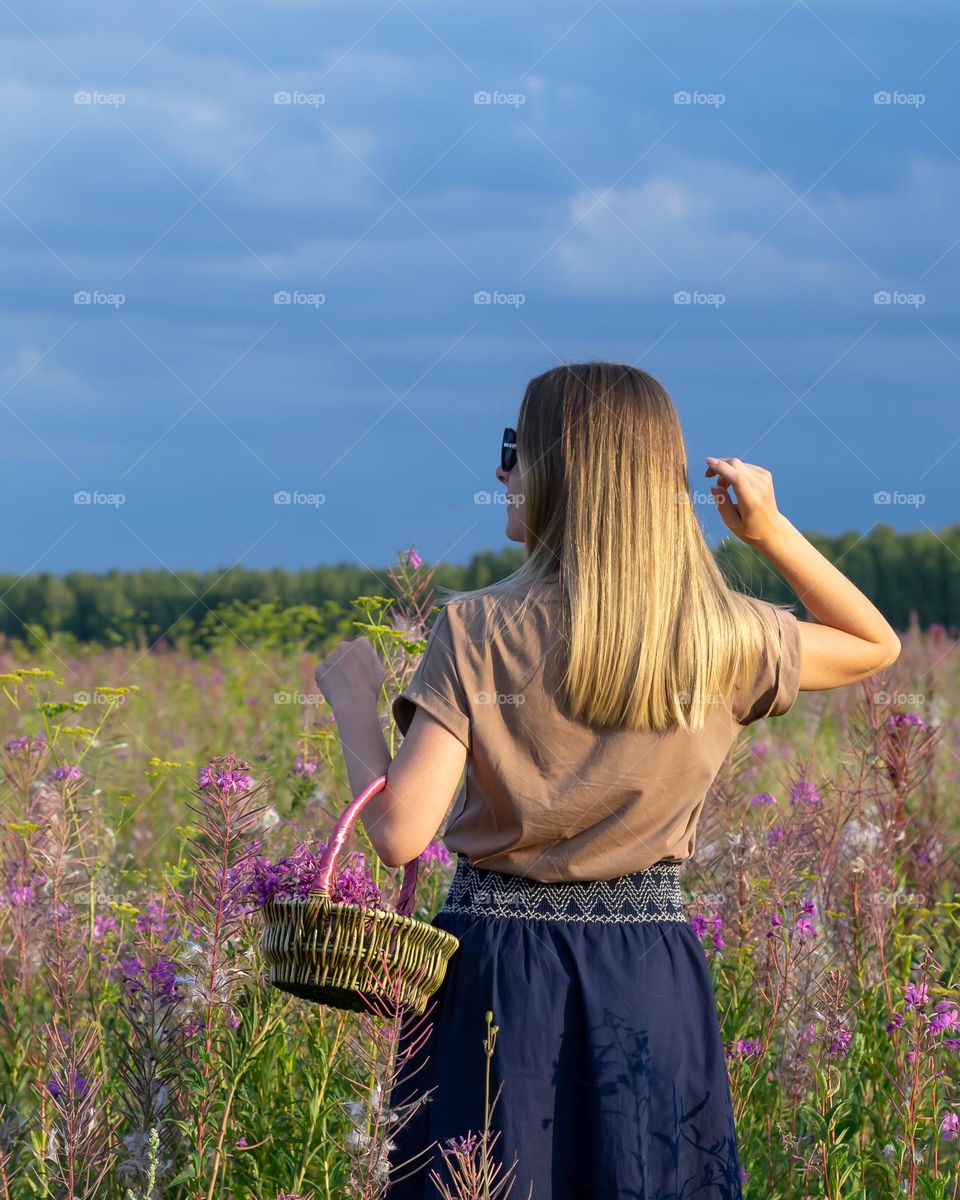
[{"x1": 313, "y1": 774, "x2": 420, "y2": 918}]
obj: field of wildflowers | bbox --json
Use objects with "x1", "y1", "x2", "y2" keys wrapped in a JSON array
[{"x1": 0, "y1": 550, "x2": 957, "y2": 1199}]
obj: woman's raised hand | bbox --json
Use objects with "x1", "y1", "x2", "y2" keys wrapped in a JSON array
[
  {"x1": 704, "y1": 457, "x2": 786, "y2": 548},
  {"x1": 315, "y1": 637, "x2": 386, "y2": 710}
]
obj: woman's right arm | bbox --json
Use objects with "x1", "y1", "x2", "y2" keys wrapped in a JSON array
[
  {"x1": 705, "y1": 456, "x2": 901, "y2": 692},
  {"x1": 756, "y1": 513, "x2": 901, "y2": 691}
]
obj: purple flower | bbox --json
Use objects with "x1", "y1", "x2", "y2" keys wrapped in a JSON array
[
  {"x1": 407, "y1": 548, "x2": 424, "y2": 569},
  {"x1": 751, "y1": 792, "x2": 777, "y2": 806},
  {"x1": 905, "y1": 982, "x2": 929, "y2": 1009},
  {"x1": 941, "y1": 1112, "x2": 959, "y2": 1140},
  {"x1": 92, "y1": 915, "x2": 117, "y2": 940},
  {"x1": 801, "y1": 898, "x2": 819, "y2": 918},
  {"x1": 794, "y1": 916, "x2": 817, "y2": 940},
  {"x1": 50, "y1": 764, "x2": 82, "y2": 783},
  {"x1": 790, "y1": 779, "x2": 820, "y2": 806},
  {"x1": 887, "y1": 712, "x2": 929, "y2": 732},
  {"x1": 828, "y1": 1029, "x2": 853, "y2": 1057},
  {"x1": 734, "y1": 1038, "x2": 762, "y2": 1057},
  {"x1": 9, "y1": 882, "x2": 35, "y2": 908},
  {"x1": 5, "y1": 735, "x2": 46, "y2": 754},
  {"x1": 445, "y1": 1131, "x2": 479, "y2": 1154},
  {"x1": 236, "y1": 844, "x2": 382, "y2": 910},
  {"x1": 690, "y1": 913, "x2": 708, "y2": 938},
  {"x1": 145, "y1": 954, "x2": 179, "y2": 998},
  {"x1": 291, "y1": 755, "x2": 318, "y2": 777},
  {"x1": 134, "y1": 899, "x2": 177, "y2": 944},
  {"x1": 199, "y1": 754, "x2": 253, "y2": 794},
  {"x1": 421, "y1": 840, "x2": 451, "y2": 866},
  {"x1": 799, "y1": 1021, "x2": 817, "y2": 1042},
  {"x1": 710, "y1": 912, "x2": 725, "y2": 950},
  {"x1": 930, "y1": 1002, "x2": 960, "y2": 1034},
  {"x1": 766, "y1": 826, "x2": 786, "y2": 848},
  {"x1": 886, "y1": 1011, "x2": 905, "y2": 1034},
  {"x1": 47, "y1": 1071, "x2": 90, "y2": 1102}
]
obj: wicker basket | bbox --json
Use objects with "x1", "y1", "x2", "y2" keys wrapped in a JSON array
[{"x1": 259, "y1": 774, "x2": 461, "y2": 1015}]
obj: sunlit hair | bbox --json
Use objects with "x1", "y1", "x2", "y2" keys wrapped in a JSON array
[{"x1": 436, "y1": 360, "x2": 796, "y2": 733}]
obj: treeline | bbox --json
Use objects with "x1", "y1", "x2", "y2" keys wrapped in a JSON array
[{"x1": 0, "y1": 524, "x2": 953, "y2": 650}]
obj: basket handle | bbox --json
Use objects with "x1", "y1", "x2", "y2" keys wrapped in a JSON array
[{"x1": 314, "y1": 774, "x2": 420, "y2": 918}]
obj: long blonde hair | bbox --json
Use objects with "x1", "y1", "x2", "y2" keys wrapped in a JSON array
[{"x1": 437, "y1": 361, "x2": 796, "y2": 734}]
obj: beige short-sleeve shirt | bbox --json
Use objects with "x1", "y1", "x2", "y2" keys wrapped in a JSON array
[{"x1": 391, "y1": 582, "x2": 803, "y2": 883}]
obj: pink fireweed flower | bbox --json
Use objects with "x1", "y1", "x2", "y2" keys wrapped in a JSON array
[
  {"x1": 751, "y1": 792, "x2": 777, "y2": 806},
  {"x1": 445, "y1": 1131, "x2": 479, "y2": 1154},
  {"x1": 710, "y1": 912, "x2": 725, "y2": 950},
  {"x1": 5, "y1": 735, "x2": 46, "y2": 754},
  {"x1": 794, "y1": 916, "x2": 817, "y2": 941},
  {"x1": 291, "y1": 755, "x2": 318, "y2": 777},
  {"x1": 799, "y1": 1021, "x2": 817, "y2": 1042},
  {"x1": 421, "y1": 840, "x2": 451, "y2": 865},
  {"x1": 790, "y1": 779, "x2": 820, "y2": 806},
  {"x1": 930, "y1": 1002, "x2": 960, "y2": 1034},
  {"x1": 887, "y1": 711, "x2": 929, "y2": 733},
  {"x1": 92, "y1": 915, "x2": 117, "y2": 940},
  {"x1": 50, "y1": 764, "x2": 82, "y2": 783},
  {"x1": 734, "y1": 1038, "x2": 762, "y2": 1057},
  {"x1": 47, "y1": 1071, "x2": 90, "y2": 1103},
  {"x1": 237, "y1": 844, "x2": 383, "y2": 909},
  {"x1": 886, "y1": 1011, "x2": 905, "y2": 1034},
  {"x1": 405, "y1": 547, "x2": 424, "y2": 569},
  {"x1": 904, "y1": 982, "x2": 929, "y2": 1009},
  {"x1": 689, "y1": 912, "x2": 708, "y2": 938},
  {"x1": 199, "y1": 754, "x2": 253, "y2": 794},
  {"x1": 9, "y1": 881, "x2": 36, "y2": 908},
  {"x1": 829, "y1": 1029, "x2": 853, "y2": 1058},
  {"x1": 941, "y1": 1112, "x2": 959, "y2": 1140},
  {"x1": 766, "y1": 826, "x2": 786, "y2": 848},
  {"x1": 801, "y1": 898, "x2": 819, "y2": 918}
]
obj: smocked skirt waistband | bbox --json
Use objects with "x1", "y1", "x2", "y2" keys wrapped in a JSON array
[{"x1": 437, "y1": 852, "x2": 687, "y2": 924}]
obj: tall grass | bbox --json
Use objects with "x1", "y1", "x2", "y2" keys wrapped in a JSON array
[{"x1": 0, "y1": 560, "x2": 956, "y2": 1198}]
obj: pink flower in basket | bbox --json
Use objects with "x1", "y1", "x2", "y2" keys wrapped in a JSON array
[{"x1": 238, "y1": 843, "x2": 383, "y2": 910}]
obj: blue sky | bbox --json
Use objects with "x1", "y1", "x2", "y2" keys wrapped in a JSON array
[{"x1": 1, "y1": 0, "x2": 957, "y2": 576}]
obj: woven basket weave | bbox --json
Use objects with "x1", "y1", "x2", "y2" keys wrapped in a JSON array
[{"x1": 259, "y1": 774, "x2": 460, "y2": 1015}]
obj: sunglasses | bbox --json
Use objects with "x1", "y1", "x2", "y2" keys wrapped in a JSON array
[{"x1": 501, "y1": 427, "x2": 518, "y2": 472}]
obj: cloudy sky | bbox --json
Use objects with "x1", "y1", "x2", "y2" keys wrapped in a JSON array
[{"x1": 1, "y1": 0, "x2": 957, "y2": 576}]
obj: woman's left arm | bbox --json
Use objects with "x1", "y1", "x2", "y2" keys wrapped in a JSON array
[{"x1": 315, "y1": 638, "x2": 468, "y2": 868}]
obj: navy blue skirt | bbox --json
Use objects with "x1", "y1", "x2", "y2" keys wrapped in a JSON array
[{"x1": 385, "y1": 853, "x2": 744, "y2": 1200}]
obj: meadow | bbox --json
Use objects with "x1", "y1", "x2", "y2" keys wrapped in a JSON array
[{"x1": 0, "y1": 553, "x2": 957, "y2": 1199}]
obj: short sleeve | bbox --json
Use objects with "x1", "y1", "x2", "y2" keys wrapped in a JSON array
[
  {"x1": 732, "y1": 604, "x2": 804, "y2": 727},
  {"x1": 391, "y1": 606, "x2": 472, "y2": 750}
]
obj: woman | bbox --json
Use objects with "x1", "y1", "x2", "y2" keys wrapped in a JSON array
[{"x1": 314, "y1": 362, "x2": 901, "y2": 1199}]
